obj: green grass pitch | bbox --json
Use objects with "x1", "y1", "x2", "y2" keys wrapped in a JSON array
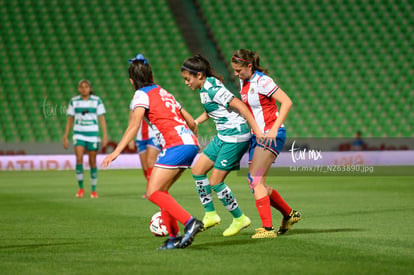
[{"x1": 0, "y1": 168, "x2": 413, "y2": 274}]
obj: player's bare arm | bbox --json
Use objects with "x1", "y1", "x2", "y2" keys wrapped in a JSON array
[{"x1": 102, "y1": 107, "x2": 145, "y2": 168}]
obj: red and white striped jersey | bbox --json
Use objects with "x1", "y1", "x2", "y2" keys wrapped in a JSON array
[
  {"x1": 240, "y1": 71, "x2": 281, "y2": 133},
  {"x1": 136, "y1": 119, "x2": 156, "y2": 141},
  {"x1": 130, "y1": 84, "x2": 198, "y2": 149}
]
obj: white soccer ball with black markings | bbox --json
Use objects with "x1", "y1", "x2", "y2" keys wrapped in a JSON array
[{"x1": 149, "y1": 211, "x2": 168, "y2": 237}]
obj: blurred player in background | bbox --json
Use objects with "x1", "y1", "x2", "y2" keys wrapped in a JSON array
[
  {"x1": 102, "y1": 53, "x2": 203, "y2": 250},
  {"x1": 181, "y1": 54, "x2": 264, "y2": 237},
  {"x1": 231, "y1": 49, "x2": 301, "y2": 238},
  {"x1": 128, "y1": 120, "x2": 161, "y2": 198},
  {"x1": 63, "y1": 79, "x2": 108, "y2": 199},
  {"x1": 351, "y1": 130, "x2": 366, "y2": 151}
]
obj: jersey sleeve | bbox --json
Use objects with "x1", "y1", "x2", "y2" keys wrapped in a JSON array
[
  {"x1": 257, "y1": 75, "x2": 279, "y2": 97},
  {"x1": 130, "y1": 90, "x2": 149, "y2": 111},
  {"x1": 211, "y1": 86, "x2": 234, "y2": 108},
  {"x1": 173, "y1": 95, "x2": 182, "y2": 110},
  {"x1": 66, "y1": 99, "x2": 75, "y2": 116},
  {"x1": 97, "y1": 98, "x2": 106, "y2": 115}
]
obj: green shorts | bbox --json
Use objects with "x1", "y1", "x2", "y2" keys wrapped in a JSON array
[
  {"x1": 74, "y1": 139, "x2": 100, "y2": 151},
  {"x1": 203, "y1": 136, "x2": 250, "y2": 171}
]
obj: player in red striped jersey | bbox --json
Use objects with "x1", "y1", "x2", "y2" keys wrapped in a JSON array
[
  {"x1": 102, "y1": 54, "x2": 203, "y2": 249},
  {"x1": 231, "y1": 49, "x2": 302, "y2": 238}
]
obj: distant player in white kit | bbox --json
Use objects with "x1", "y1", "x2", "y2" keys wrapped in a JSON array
[{"x1": 63, "y1": 79, "x2": 108, "y2": 198}]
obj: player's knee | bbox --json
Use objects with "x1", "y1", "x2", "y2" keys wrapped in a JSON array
[
  {"x1": 247, "y1": 172, "x2": 257, "y2": 193},
  {"x1": 247, "y1": 172, "x2": 265, "y2": 193},
  {"x1": 263, "y1": 183, "x2": 272, "y2": 195},
  {"x1": 192, "y1": 165, "x2": 207, "y2": 176}
]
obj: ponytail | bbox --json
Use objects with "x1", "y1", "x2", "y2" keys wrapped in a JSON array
[
  {"x1": 231, "y1": 49, "x2": 268, "y2": 74},
  {"x1": 128, "y1": 60, "x2": 154, "y2": 90}
]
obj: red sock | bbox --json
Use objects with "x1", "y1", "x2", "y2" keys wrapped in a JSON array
[
  {"x1": 148, "y1": 191, "x2": 192, "y2": 225},
  {"x1": 146, "y1": 167, "x2": 153, "y2": 183},
  {"x1": 160, "y1": 191, "x2": 179, "y2": 237},
  {"x1": 255, "y1": 196, "x2": 273, "y2": 228},
  {"x1": 269, "y1": 189, "x2": 292, "y2": 217},
  {"x1": 160, "y1": 207, "x2": 180, "y2": 237}
]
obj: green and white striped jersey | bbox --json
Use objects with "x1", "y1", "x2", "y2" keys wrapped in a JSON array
[
  {"x1": 66, "y1": 95, "x2": 106, "y2": 143},
  {"x1": 200, "y1": 77, "x2": 251, "y2": 143}
]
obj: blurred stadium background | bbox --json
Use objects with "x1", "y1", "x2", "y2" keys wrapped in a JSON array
[{"x1": 0, "y1": 0, "x2": 413, "y2": 154}]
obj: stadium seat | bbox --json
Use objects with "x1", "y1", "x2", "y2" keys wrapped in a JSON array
[
  {"x1": 0, "y1": 0, "x2": 412, "y2": 143},
  {"x1": 197, "y1": 0, "x2": 413, "y2": 137}
]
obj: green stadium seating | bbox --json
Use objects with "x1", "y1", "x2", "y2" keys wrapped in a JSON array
[
  {"x1": 0, "y1": 0, "x2": 412, "y2": 143},
  {"x1": 197, "y1": 0, "x2": 413, "y2": 137},
  {"x1": 0, "y1": 0, "x2": 210, "y2": 142}
]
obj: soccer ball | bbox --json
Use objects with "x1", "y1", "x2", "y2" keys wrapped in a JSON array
[{"x1": 149, "y1": 211, "x2": 168, "y2": 237}]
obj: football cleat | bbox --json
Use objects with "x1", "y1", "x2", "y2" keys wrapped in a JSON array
[
  {"x1": 251, "y1": 227, "x2": 277, "y2": 239},
  {"x1": 90, "y1": 191, "x2": 99, "y2": 198},
  {"x1": 223, "y1": 214, "x2": 251, "y2": 237},
  {"x1": 158, "y1": 236, "x2": 182, "y2": 250},
  {"x1": 76, "y1": 189, "x2": 84, "y2": 198},
  {"x1": 201, "y1": 211, "x2": 221, "y2": 231},
  {"x1": 277, "y1": 209, "x2": 302, "y2": 235},
  {"x1": 178, "y1": 218, "x2": 203, "y2": 248}
]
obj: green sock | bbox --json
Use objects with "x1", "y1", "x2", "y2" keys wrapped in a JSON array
[
  {"x1": 212, "y1": 182, "x2": 242, "y2": 218},
  {"x1": 90, "y1": 167, "x2": 97, "y2": 192},
  {"x1": 75, "y1": 164, "x2": 84, "y2": 189},
  {"x1": 192, "y1": 174, "x2": 215, "y2": 212}
]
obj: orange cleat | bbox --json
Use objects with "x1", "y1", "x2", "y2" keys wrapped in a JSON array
[{"x1": 76, "y1": 189, "x2": 84, "y2": 198}]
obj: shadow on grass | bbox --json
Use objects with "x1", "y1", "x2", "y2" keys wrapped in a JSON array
[
  {"x1": 0, "y1": 242, "x2": 82, "y2": 250},
  {"x1": 287, "y1": 228, "x2": 366, "y2": 235},
  {"x1": 189, "y1": 228, "x2": 365, "y2": 249},
  {"x1": 311, "y1": 207, "x2": 414, "y2": 218},
  {"x1": 190, "y1": 238, "x2": 254, "y2": 249}
]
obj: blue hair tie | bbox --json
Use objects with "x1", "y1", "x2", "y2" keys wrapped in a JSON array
[{"x1": 128, "y1": 53, "x2": 148, "y2": 64}]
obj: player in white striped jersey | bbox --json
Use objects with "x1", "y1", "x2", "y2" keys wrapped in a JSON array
[
  {"x1": 64, "y1": 79, "x2": 107, "y2": 199},
  {"x1": 231, "y1": 49, "x2": 301, "y2": 238},
  {"x1": 181, "y1": 54, "x2": 264, "y2": 237}
]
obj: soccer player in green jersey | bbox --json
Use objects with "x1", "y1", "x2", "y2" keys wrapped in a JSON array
[
  {"x1": 63, "y1": 79, "x2": 108, "y2": 198},
  {"x1": 181, "y1": 54, "x2": 264, "y2": 236}
]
